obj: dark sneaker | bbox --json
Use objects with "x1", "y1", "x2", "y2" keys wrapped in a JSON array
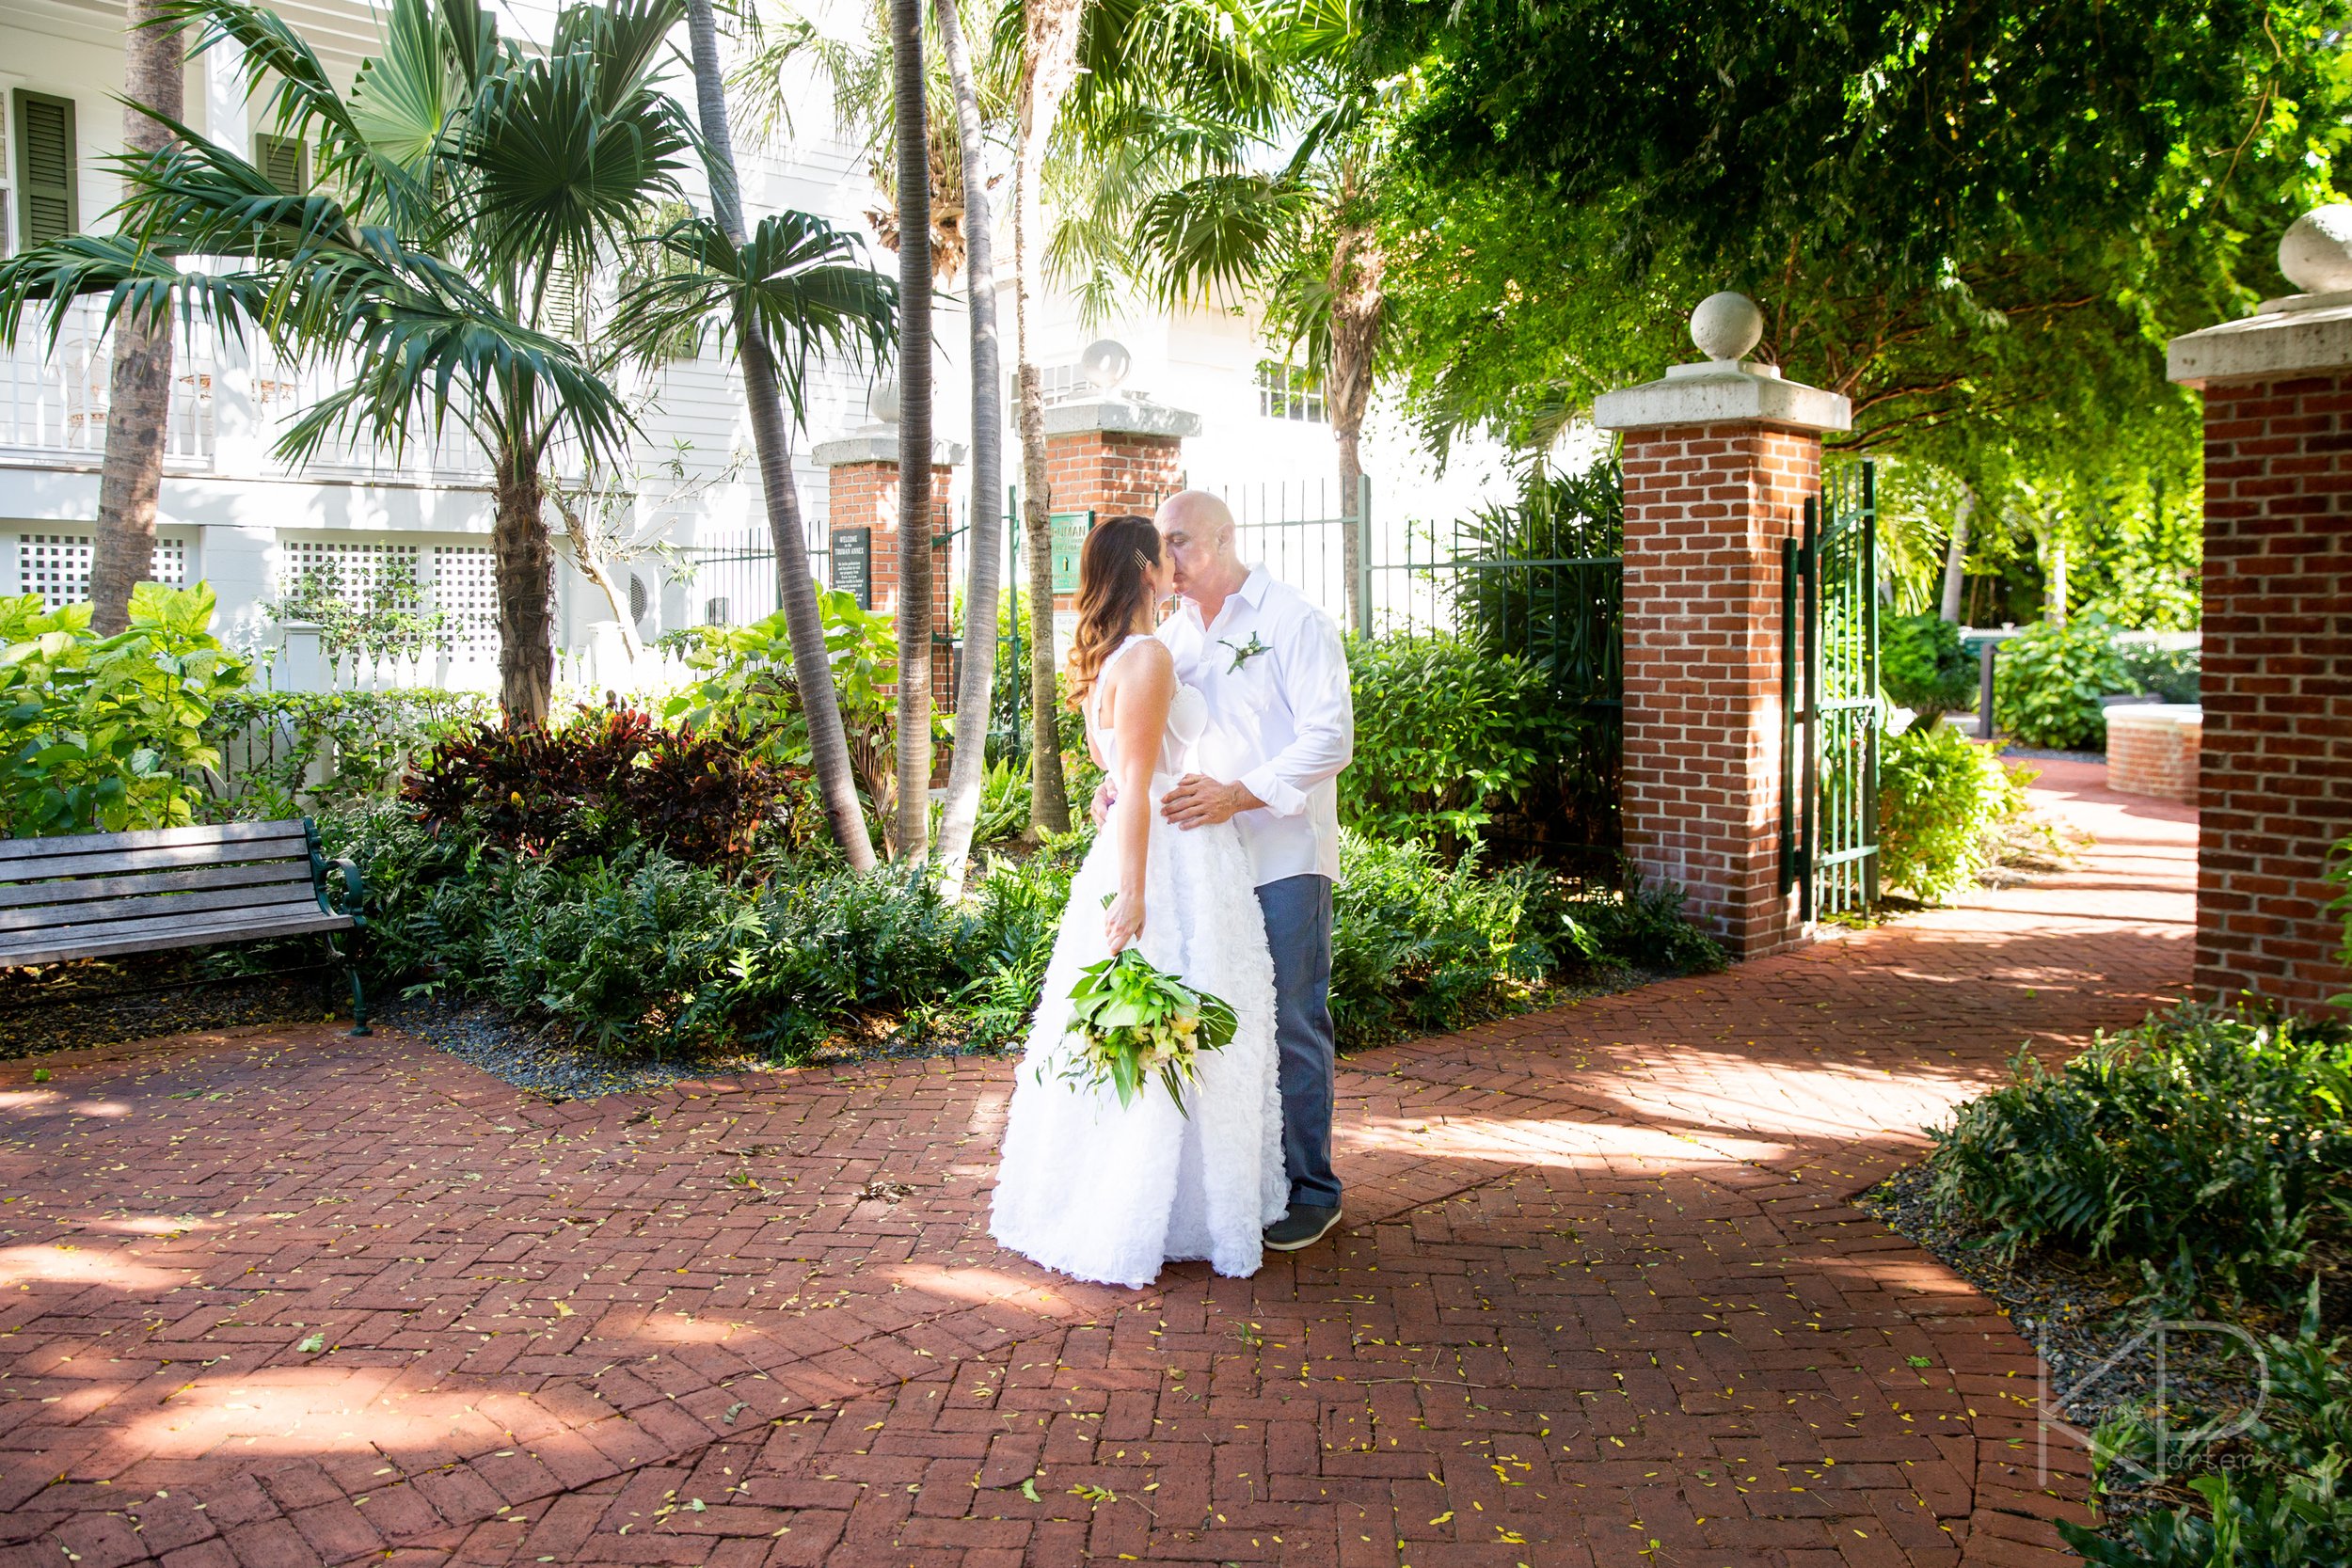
[{"x1": 1263, "y1": 1204, "x2": 1343, "y2": 1253}]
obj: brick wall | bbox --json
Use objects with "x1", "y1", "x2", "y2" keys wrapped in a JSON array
[
  {"x1": 1043, "y1": 431, "x2": 1185, "y2": 522},
  {"x1": 826, "y1": 458, "x2": 956, "y2": 710},
  {"x1": 1619, "y1": 421, "x2": 1817, "y2": 958},
  {"x1": 2195, "y1": 374, "x2": 2352, "y2": 1016},
  {"x1": 2105, "y1": 709, "x2": 2201, "y2": 806}
]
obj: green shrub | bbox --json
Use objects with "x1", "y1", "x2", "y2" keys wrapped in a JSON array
[
  {"x1": 664, "y1": 590, "x2": 934, "y2": 834},
  {"x1": 956, "y1": 832, "x2": 1090, "y2": 1046},
  {"x1": 1925, "y1": 1005, "x2": 2352, "y2": 1307},
  {"x1": 482, "y1": 848, "x2": 743, "y2": 1055},
  {"x1": 1543, "y1": 871, "x2": 1728, "y2": 976},
  {"x1": 721, "y1": 862, "x2": 982, "y2": 1056},
  {"x1": 1, "y1": 584, "x2": 250, "y2": 837},
  {"x1": 1993, "y1": 614, "x2": 2131, "y2": 749},
  {"x1": 2067, "y1": 1296, "x2": 2352, "y2": 1566},
  {"x1": 405, "y1": 704, "x2": 805, "y2": 870},
  {"x1": 1331, "y1": 831, "x2": 1556, "y2": 1047},
  {"x1": 2116, "y1": 640, "x2": 2201, "y2": 705},
  {"x1": 1877, "y1": 723, "x2": 2033, "y2": 902},
  {"x1": 205, "y1": 688, "x2": 492, "y2": 818},
  {"x1": 1342, "y1": 636, "x2": 1545, "y2": 851},
  {"x1": 1881, "y1": 612, "x2": 1978, "y2": 724}
]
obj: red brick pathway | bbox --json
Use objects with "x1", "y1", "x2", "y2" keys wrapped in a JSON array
[{"x1": 0, "y1": 759, "x2": 2195, "y2": 1568}]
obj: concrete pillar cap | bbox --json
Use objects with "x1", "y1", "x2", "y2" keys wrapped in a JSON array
[{"x1": 812, "y1": 425, "x2": 969, "y2": 467}]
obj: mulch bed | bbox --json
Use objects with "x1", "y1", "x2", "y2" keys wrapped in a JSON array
[{"x1": 0, "y1": 948, "x2": 351, "y2": 1062}]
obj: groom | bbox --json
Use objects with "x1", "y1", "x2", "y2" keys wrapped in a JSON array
[{"x1": 1152, "y1": 489, "x2": 1354, "y2": 1253}]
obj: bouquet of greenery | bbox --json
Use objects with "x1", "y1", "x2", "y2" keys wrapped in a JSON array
[{"x1": 1052, "y1": 947, "x2": 1239, "y2": 1112}]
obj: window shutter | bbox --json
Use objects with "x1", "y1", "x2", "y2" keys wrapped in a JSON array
[
  {"x1": 254, "y1": 133, "x2": 309, "y2": 194},
  {"x1": 13, "y1": 91, "x2": 78, "y2": 247}
]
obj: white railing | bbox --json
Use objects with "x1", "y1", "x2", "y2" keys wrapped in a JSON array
[
  {"x1": 0, "y1": 296, "x2": 510, "y2": 486},
  {"x1": 0, "y1": 297, "x2": 217, "y2": 463}
]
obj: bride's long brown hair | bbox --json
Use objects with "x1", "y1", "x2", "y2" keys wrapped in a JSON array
[{"x1": 1066, "y1": 514, "x2": 1162, "y2": 710}]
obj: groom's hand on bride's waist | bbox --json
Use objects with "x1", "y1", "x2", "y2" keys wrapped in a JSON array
[
  {"x1": 1091, "y1": 779, "x2": 1117, "y2": 827},
  {"x1": 1161, "y1": 774, "x2": 1263, "y2": 829}
]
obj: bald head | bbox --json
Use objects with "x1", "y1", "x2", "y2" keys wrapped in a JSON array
[{"x1": 1154, "y1": 490, "x2": 1248, "y2": 607}]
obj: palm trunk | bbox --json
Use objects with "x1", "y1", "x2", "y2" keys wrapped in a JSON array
[
  {"x1": 1938, "y1": 483, "x2": 1974, "y2": 624},
  {"x1": 1322, "y1": 183, "x2": 1381, "y2": 641},
  {"x1": 685, "y1": 0, "x2": 877, "y2": 870},
  {"x1": 930, "y1": 0, "x2": 1002, "y2": 895},
  {"x1": 888, "y1": 0, "x2": 934, "y2": 863},
  {"x1": 89, "y1": 0, "x2": 185, "y2": 636},
  {"x1": 1012, "y1": 0, "x2": 1089, "y2": 836},
  {"x1": 492, "y1": 441, "x2": 556, "y2": 722},
  {"x1": 2044, "y1": 531, "x2": 2068, "y2": 625}
]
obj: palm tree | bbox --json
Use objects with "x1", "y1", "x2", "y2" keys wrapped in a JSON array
[
  {"x1": 1009, "y1": 0, "x2": 1095, "y2": 836},
  {"x1": 1054, "y1": 0, "x2": 1388, "y2": 632},
  {"x1": 887, "y1": 0, "x2": 936, "y2": 863},
  {"x1": 930, "y1": 0, "x2": 1004, "y2": 895},
  {"x1": 86, "y1": 0, "x2": 185, "y2": 637},
  {"x1": 675, "y1": 0, "x2": 890, "y2": 871},
  {"x1": 0, "y1": 0, "x2": 690, "y2": 722}
]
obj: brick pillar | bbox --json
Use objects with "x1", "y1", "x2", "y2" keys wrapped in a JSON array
[
  {"x1": 813, "y1": 428, "x2": 966, "y2": 709},
  {"x1": 2169, "y1": 218, "x2": 2352, "y2": 1016},
  {"x1": 1039, "y1": 397, "x2": 1202, "y2": 614},
  {"x1": 1596, "y1": 298, "x2": 1851, "y2": 959}
]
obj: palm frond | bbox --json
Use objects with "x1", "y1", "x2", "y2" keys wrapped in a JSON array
[
  {"x1": 466, "y1": 40, "x2": 693, "y2": 289},
  {"x1": 615, "y1": 210, "x2": 897, "y2": 425}
]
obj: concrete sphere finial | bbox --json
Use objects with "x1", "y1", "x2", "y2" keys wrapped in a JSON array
[
  {"x1": 869, "y1": 374, "x2": 900, "y2": 425},
  {"x1": 1691, "y1": 291, "x2": 1764, "y2": 363},
  {"x1": 2280, "y1": 205, "x2": 2352, "y2": 294}
]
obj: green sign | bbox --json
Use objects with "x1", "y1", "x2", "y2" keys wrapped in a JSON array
[
  {"x1": 1049, "y1": 511, "x2": 1094, "y2": 594},
  {"x1": 830, "y1": 527, "x2": 872, "y2": 610}
]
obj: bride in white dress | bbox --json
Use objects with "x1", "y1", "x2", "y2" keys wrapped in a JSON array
[{"x1": 989, "y1": 514, "x2": 1286, "y2": 1288}]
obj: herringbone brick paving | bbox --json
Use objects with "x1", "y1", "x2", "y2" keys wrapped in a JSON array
[{"x1": 0, "y1": 758, "x2": 2195, "y2": 1567}]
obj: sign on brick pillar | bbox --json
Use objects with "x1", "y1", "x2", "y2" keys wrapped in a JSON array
[
  {"x1": 1039, "y1": 396, "x2": 1202, "y2": 617},
  {"x1": 2166, "y1": 204, "x2": 2352, "y2": 1017},
  {"x1": 1596, "y1": 293, "x2": 1852, "y2": 959},
  {"x1": 812, "y1": 429, "x2": 968, "y2": 709}
]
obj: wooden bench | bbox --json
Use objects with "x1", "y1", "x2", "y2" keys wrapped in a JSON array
[{"x1": 0, "y1": 819, "x2": 370, "y2": 1034}]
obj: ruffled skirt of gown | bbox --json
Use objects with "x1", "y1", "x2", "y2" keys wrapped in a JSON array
[{"x1": 988, "y1": 780, "x2": 1286, "y2": 1289}]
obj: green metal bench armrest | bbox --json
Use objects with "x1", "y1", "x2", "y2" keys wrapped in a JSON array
[{"x1": 320, "y1": 857, "x2": 367, "y2": 926}]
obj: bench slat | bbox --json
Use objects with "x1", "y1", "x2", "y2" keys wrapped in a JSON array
[
  {"x1": 0, "y1": 860, "x2": 310, "y2": 914},
  {"x1": 0, "y1": 879, "x2": 323, "y2": 935},
  {"x1": 0, "y1": 902, "x2": 352, "y2": 969},
  {"x1": 0, "y1": 819, "x2": 309, "y2": 863},
  {"x1": 0, "y1": 832, "x2": 310, "y2": 887}
]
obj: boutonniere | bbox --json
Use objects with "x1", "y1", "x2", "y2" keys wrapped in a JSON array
[{"x1": 1220, "y1": 633, "x2": 1271, "y2": 673}]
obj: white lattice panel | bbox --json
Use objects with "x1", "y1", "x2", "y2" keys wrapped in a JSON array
[
  {"x1": 18, "y1": 533, "x2": 188, "y2": 610},
  {"x1": 279, "y1": 538, "x2": 422, "y2": 604},
  {"x1": 431, "y1": 545, "x2": 498, "y2": 645}
]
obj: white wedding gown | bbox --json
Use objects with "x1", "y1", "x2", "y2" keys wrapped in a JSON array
[{"x1": 989, "y1": 635, "x2": 1286, "y2": 1288}]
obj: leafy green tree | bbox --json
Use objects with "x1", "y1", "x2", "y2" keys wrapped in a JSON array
[
  {"x1": 0, "y1": 0, "x2": 686, "y2": 723},
  {"x1": 1363, "y1": 0, "x2": 2352, "y2": 457}
]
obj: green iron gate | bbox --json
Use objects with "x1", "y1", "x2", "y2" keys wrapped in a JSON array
[{"x1": 1781, "y1": 462, "x2": 1881, "y2": 920}]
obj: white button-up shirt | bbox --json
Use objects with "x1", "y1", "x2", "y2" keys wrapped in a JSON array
[{"x1": 1158, "y1": 566, "x2": 1354, "y2": 886}]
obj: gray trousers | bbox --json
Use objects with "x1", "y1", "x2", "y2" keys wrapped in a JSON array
[{"x1": 1255, "y1": 873, "x2": 1340, "y2": 1210}]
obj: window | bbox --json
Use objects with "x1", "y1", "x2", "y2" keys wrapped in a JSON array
[
  {"x1": 254, "y1": 133, "x2": 309, "y2": 194},
  {"x1": 12, "y1": 90, "x2": 78, "y2": 249},
  {"x1": 1006, "y1": 363, "x2": 1090, "y2": 407},
  {"x1": 1256, "y1": 360, "x2": 1325, "y2": 423}
]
